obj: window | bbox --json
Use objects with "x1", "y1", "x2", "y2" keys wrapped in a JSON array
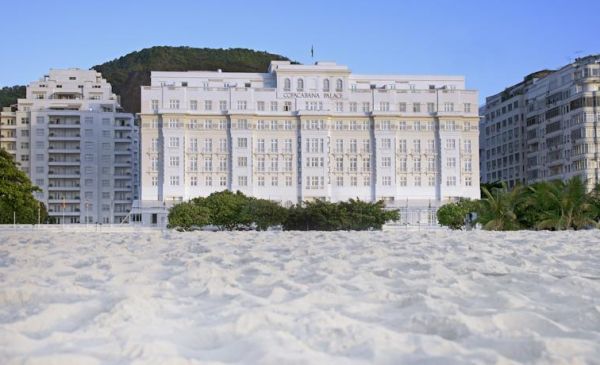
[
  {"x1": 349, "y1": 157, "x2": 357, "y2": 172},
  {"x1": 335, "y1": 139, "x2": 343, "y2": 153},
  {"x1": 336, "y1": 102, "x2": 343, "y2": 112},
  {"x1": 362, "y1": 102, "x2": 370, "y2": 112},
  {"x1": 399, "y1": 158, "x2": 407, "y2": 172},
  {"x1": 237, "y1": 157, "x2": 247, "y2": 167},
  {"x1": 270, "y1": 139, "x2": 278, "y2": 152},
  {"x1": 382, "y1": 176, "x2": 392, "y2": 186},
  {"x1": 379, "y1": 102, "x2": 389, "y2": 111},
  {"x1": 219, "y1": 157, "x2": 227, "y2": 171},
  {"x1": 258, "y1": 176, "x2": 265, "y2": 186},
  {"x1": 257, "y1": 138, "x2": 265, "y2": 152},
  {"x1": 190, "y1": 157, "x2": 198, "y2": 171},
  {"x1": 204, "y1": 138, "x2": 212, "y2": 152},
  {"x1": 284, "y1": 78, "x2": 291, "y2": 91},
  {"x1": 190, "y1": 100, "x2": 197, "y2": 110},
  {"x1": 270, "y1": 158, "x2": 278, "y2": 171},
  {"x1": 381, "y1": 138, "x2": 392, "y2": 150},
  {"x1": 429, "y1": 176, "x2": 436, "y2": 186},
  {"x1": 169, "y1": 99, "x2": 180, "y2": 109},
  {"x1": 169, "y1": 156, "x2": 179, "y2": 167},
  {"x1": 445, "y1": 139, "x2": 456, "y2": 150},
  {"x1": 205, "y1": 176, "x2": 213, "y2": 186},
  {"x1": 427, "y1": 103, "x2": 435, "y2": 113},
  {"x1": 219, "y1": 100, "x2": 227, "y2": 111},
  {"x1": 297, "y1": 78, "x2": 304, "y2": 91},
  {"x1": 349, "y1": 102, "x2": 357, "y2": 112},
  {"x1": 336, "y1": 79, "x2": 343, "y2": 91},
  {"x1": 446, "y1": 176, "x2": 457, "y2": 186},
  {"x1": 323, "y1": 79, "x2": 330, "y2": 91},
  {"x1": 204, "y1": 100, "x2": 212, "y2": 110},
  {"x1": 415, "y1": 176, "x2": 422, "y2": 187},
  {"x1": 238, "y1": 176, "x2": 248, "y2": 186},
  {"x1": 399, "y1": 176, "x2": 407, "y2": 186},
  {"x1": 382, "y1": 157, "x2": 391, "y2": 168},
  {"x1": 335, "y1": 157, "x2": 343, "y2": 171},
  {"x1": 428, "y1": 158, "x2": 435, "y2": 172},
  {"x1": 191, "y1": 176, "x2": 198, "y2": 186},
  {"x1": 151, "y1": 99, "x2": 159, "y2": 111},
  {"x1": 444, "y1": 102, "x2": 454, "y2": 112},
  {"x1": 464, "y1": 103, "x2": 471, "y2": 113},
  {"x1": 169, "y1": 137, "x2": 179, "y2": 148},
  {"x1": 170, "y1": 176, "x2": 180, "y2": 186},
  {"x1": 363, "y1": 176, "x2": 370, "y2": 186},
  {"x1": 257, "y1": 157, "x2": 265, "y2": 172},
  {"x1": 257, "y1": 101, "x2": 265, "y2": 111},
  {"x1": 447, "y1": 157, "x2": 456, "y2": 168},
  {"x1": 464, "y1": 159, "x2": 472, "y2": 172},
  {"x1": 237, "y1": 137, "x2": 248, "y2": 148},
  {"x1": 285, "y1": 157, "x2": 292, "y2": 171},
  {"x1": 465, "y1": 176, "x2": 472, "y2": 186},
  {"x1": 350, "y1": 139, "x2": 357, "y2": 153},
  {"x1": 362, "y1": 139, "x2": 370, "y2": 152},
  {"x1": 186, "y1": 138, "x2": 196, "y2": 152},
  {"x1": 284, "y1": 139, "x2": 292, "y2": 152},
  {"x1": 413, "y1": 103, "x2": 421, "y2": 113},
  {"x1": 286, "y1": 176, "x2": 293, "y2": 186},
  {"x1": 336, "y1": 176, "x2": 344, "y2": 186},
  {"x1": 220, "y1": 176, "x2": 227, "y2": 186},
  {"x1": 464, "y1": 140, "x2": 472, "y2": 153},
  {"x1": 398, "y1": 102, "x2": 407, "y2": 112},
  {"x1": 270, "y1": 101, "x2": 278, "y2": 111},
  {"x1": 398, "y1": 140, "x2": 407, "y2": 153},
  {"x1": 413, "y1": 158, "x2": 421, "y2": 172},
  {"x1": 413, "y1": 140, "x2": 421, "y2": 153},
  {"x1": 152, "y1": 176, "x2": 158, "y2": 186},
  {"x1": 271, "y1": 176, "x2": 278, "y2": 186},
  {"x1": 362, "y1": 157, "x2": 370, "y2": 171},
  {"x1": 237, "y1": 101, "x2": 247, "y2": 110}
]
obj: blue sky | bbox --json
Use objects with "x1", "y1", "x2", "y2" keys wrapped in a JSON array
[{"x1": 0, "y1": 0, "x2": 598, "y2": 102}]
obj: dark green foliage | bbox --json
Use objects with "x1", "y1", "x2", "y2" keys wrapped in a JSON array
[
  {"x1": 0, "y1": 148, "x2": 47, "y2": 224},
  {"x1": 167, "y1": 202, "x2": 210, "y2": 231},
  {"x1": 474, "y1": 177, "x2": 599, "y2": 231},
  {"x1": 92, "y1": 46, "x2": 292, "y2": 113},
  {"x1": 436, "y1": 199, "x2": 479, "y2": 230},
  {"x1": 0, "y1": 86, "x2": 26, "y2": 109},
  {"x1": 166, "y1": 192, "x2": 398, "y2": 231},
  {"x1": 282, "y1": 199, "x2": 398, "y2": 231},
  {"x1": 242, "y1": 197, "x2": 288, "y2": 231}
]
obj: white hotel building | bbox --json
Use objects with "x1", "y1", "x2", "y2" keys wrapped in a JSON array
[
  {"x1": 0, "y1": 69, "x2": 139, "y2": 224},
  {"x1": 137, "y1": 61, "x2": 480, "y2": 226}
]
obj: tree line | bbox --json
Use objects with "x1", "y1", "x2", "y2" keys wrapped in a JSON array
[
  {"x1": 437, "y1": 177, "x2": 600, "y2": 230},
  {"x1": 0, "y1": 149, "x2": 48, "y2": 224},
  {"x1": 168, "y1": 190, "x2": 399, "y2": 231}
]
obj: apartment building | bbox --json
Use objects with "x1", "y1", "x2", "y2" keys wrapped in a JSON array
[
  {"x1": 480, "y1": 55, "x2": 600, "y2": 189},
  {"x1": 134, "y1": 61, "x2": 480, "y2": 226},
  {"x1": 0, "y1": 69, "x2": 139, "y2": 224}
]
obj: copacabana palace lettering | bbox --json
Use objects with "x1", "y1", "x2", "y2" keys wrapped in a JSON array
[{"x1": 282, "y1": 92, "x2": 343, "y2": 99}]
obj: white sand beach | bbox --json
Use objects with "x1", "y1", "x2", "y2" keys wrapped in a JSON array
[{"x1": 0, "y1": 230, "x2": 599, "y2": 364}]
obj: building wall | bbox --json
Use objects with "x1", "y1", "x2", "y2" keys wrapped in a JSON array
[
  {"x1": 480, "y1": 55, "x2": 600, "y2": 189},
  {"x1": 137, "y1": 61, "x2": 480, "y2": 223},
  {"x1": 0, "y1": 69, "x2": 138, "y2": 224}
]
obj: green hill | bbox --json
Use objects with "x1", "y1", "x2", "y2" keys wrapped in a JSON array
[
  {"x1": 0, "y1": 85, "x2": 26, "y2": 109},
  {"x1": 0, "y1": 46, "x2": 293, "y2": 113},
  {"x1": 92, "y1": 46, "x2": 292, "y2": 113}
]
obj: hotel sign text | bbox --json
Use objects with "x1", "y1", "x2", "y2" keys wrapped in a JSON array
[{"x1": 282, "y1": 92, "x2": 343, "y2": 99}]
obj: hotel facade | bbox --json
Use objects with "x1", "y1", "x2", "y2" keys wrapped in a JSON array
[
  {"x1": 136, "y1": 61, "x2": 480, "y2": 226},
  {"x1": 480, "y1": 55, "x2": 600, "y2": 189},
  {"x1": 0, "y1": 69, "x2": 139, "y2": 224}
]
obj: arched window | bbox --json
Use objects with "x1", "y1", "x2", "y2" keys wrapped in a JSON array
[
  {"x1": 336, "y1": 79, "x2": 343, "y2": 92},
  {"x1": 283, "y1": 78, "x2": 291, "y2": 91},
  {"x1": 297, "y1": 78, "x2": 304, "y2": 91},
  {"x1": 323, "y1": 79, "x2": 330, "y2": 92}
]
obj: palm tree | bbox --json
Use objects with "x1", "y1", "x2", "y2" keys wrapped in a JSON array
[
  {"x1": 478, "y1": 183, "x2": 523, "y2": 231},
  {"x1": 532, "y1": 177, "x2": 597, "y2": 230}
]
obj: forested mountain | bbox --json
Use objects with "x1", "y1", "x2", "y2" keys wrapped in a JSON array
[{"x1": 92, "y1": 46, "x2": 292, "y2": 113}]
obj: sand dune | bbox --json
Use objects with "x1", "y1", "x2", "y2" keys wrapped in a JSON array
[{"x1": 0, "y1": 230, "x2": 599, "y2": 364}]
